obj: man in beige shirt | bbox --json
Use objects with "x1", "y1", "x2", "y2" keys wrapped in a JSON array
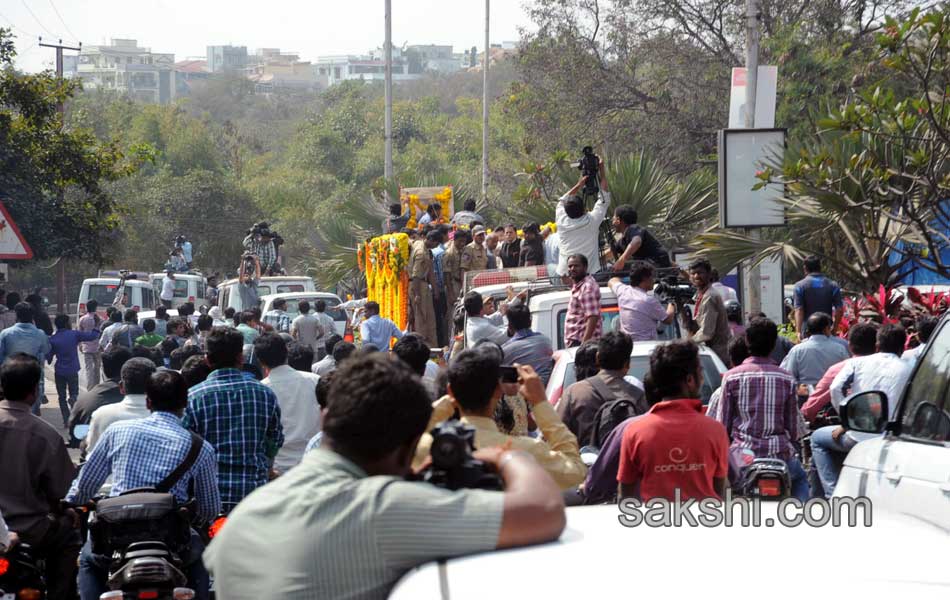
[
  {"x1": 414, "y1": 347, "x2": 586, "y2": 489},
  {"x1": 461, "y1": 225, "x2": 490, "y2": 275},
  {"x1": 688, "y1": 258, "x2": 731, "y2": 365}
]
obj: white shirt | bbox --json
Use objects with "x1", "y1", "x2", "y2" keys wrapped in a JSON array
[
  {"x1": 87, "y1": 394, "x2": 150, "y2": 451},
  {"x1": 161, "y1": 276, "x2": 176, "y2": 301},
  {"x1": 262, "y1": 365, "x2": 321, "y2": 473},
  {"x1": 314, "y1": 312, "x2": 336, "y2": 349},
  {"x1": 0, "y1": 509, "x2": 9, "y2": 551},
  {"x1": 830, "y1": 352, "x2": 913, "y2": 420},
  {"x1": 711, "y1": 281, "x2": 738, "y2": 303},
  {"x1": 466, "y1": 312, "x2": 509, "y2": 346},
  {"x1": 901, "y1": 344, "x2": 926, "y2": 366},
  {"x1": 555, "y1": 191, "x2": 610, "y2": 276},
  {"x1": 291, "y1": 313, "x2": 325, "y2": 351},
  {"x1": 312, "y1": 355, "x2": 335, "y2": 376}
]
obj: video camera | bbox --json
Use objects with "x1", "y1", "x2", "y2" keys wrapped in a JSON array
[
  {"x1": 419, "y1": 420, "x2": 502, "y2": 491},
  {"x1": 654, "y1": 275, "x2": 696, "y2": 306},
  {"x1": 576, "y1": 146, "x2": 600, "y2": 196}
]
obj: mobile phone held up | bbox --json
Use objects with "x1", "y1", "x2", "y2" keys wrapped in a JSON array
[{"x1": 499, "y1": 366, "x2": 519, "y2": 384}]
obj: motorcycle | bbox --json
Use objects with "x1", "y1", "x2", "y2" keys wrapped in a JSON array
[
  {"x1": 71, "y1": 425, "x2": 198, "y2": 600},
  {"x1": 730, "y1": 449, "x2": 792, "y2": 499},
  {"x1": 0, "y1": 543, "x2": 45, "y2": 600}
]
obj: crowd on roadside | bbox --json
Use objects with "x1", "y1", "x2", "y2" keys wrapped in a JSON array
[{"x1": 0, "y1": 157, "x2": 942, "y2": 600}]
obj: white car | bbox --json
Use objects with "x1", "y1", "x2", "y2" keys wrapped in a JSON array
[
  {"x1": 836, "y1": 311, "x2": 950, "y2": 529},
  {"x1": 216, "y1": 275, "x2": 316, "y2": 312},
  {"x1": 77, "y1": 277, "x2": 158, "y2": 318},
  {"x1": 545, "y1": 341, "x2": 727, "y2": 407},
  {"x1": 390, "y1": 504, "x2": 950, "y2": 599},
  {"x1": 147, "y1": 272, "x2": 209, "y2": 308},
  {"x1": 259, "y1": 292, "x2": 348, "y2": 338}
]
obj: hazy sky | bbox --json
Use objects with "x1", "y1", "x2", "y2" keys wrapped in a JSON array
[{"x1": 2, "y1": 0, "x2": 532, "y2": 73}]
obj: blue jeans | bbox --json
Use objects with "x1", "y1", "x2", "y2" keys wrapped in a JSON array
[
  {"x1": 786, "y1": 457, "x2": 810, "y2": 503},
  {"x1": 55, "y1": 372, "x2": 79, "y2": 427},
  {"x1": 811, "y1": 425, "x2": 857, "y2": 498},
  {"x1": 78, "y1": 530, "x2": 209, "y2": 600}
]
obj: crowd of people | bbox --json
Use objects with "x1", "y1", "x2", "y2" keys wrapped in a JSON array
[{"x1": 0, "y1": 157, "x2": 941, "y2": 599}]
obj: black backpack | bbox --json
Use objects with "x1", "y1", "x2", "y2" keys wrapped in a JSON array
[{"x1": 586, "y1": 377, "x2": 642, "y2": 450}]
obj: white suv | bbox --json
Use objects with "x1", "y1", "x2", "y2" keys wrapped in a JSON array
[{"x1": 836, "y1": 313, "x2": 950, "y2": 528}]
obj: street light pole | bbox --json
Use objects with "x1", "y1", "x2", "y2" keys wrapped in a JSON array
[
  {"x1": 743, "y1": 0, "x2": 762, "y2": 316},
  {"x1": 39, "y1": 38, "x2": 81, "y2": 315},
  {"x1": 481, "y1": 0, "x2": 490, "y2": 205},
  {"x1": 384, "y1": 0, "x2": 393, "y2": 188}
]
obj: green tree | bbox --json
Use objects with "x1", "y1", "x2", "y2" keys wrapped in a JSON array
[{"x1": 0, "y1": 29, "x2": 146, "y2": 263}]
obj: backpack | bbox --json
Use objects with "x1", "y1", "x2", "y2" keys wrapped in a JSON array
[
  {"x1": 111, "y1": 325, "x2": 135, "y2": 349},
  {"x1": 90, "y1": 432, "x2": 203, "y2": 558},
  {"x1": 586, "y1": 376, "x2": 641, "y2": 450}
]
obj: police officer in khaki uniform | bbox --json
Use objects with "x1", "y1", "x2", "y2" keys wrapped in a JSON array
[
  {"x1": 442, "y1": 230, "x2": 469, "y2": 337},
  {"x1": 409, "y1": 230, "x2": 442, "y2": 346},
  {"x1": 461, "y1": 225, "x2": 490, "y2": 279}
]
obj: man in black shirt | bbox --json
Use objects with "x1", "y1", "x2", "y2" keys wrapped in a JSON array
[
  {"x1": 499, "y1": 224, "x2": 522, "y2": 268},
  {"x1": 519, "y1": 222, "x2": 545, "y2": 267},
  {"x1": 383, "y1": 200, "x2": 410, "y2": 234},
  {"x1": 611, "y1": 205, "x2": 671, "y2": 270}
]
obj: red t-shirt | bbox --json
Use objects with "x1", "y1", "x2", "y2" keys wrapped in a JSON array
[{"x1": 617, "y1": 399, "x2": 729, "y2": 501}]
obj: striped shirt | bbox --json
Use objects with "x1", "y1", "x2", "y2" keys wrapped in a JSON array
[
  {"x1": 716, "y1": 356, "x2": 801, "y2": 461},
  {"x1": 262, "y1": 309, "x2": 292, "y2": 333},
  {"x1": 204, "y1": 448, "x2": 503, "y2": 599},
  {"x1": 183, "y1": 368, "x2": 284, "y2": 509},
  {"x1": 65, "y1": 412, "x2": 221, "y2": 523}
]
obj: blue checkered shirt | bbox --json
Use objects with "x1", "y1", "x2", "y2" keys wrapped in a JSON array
[
  {"x1": 65, "y1": 412, "x2": 221, "y2": 523},
  {"x1": 243, "y1": 234, "x2": 277, "y2": 272},
  {"x1": 183, "y1": 368, "x2": 283, "y2": 509},
  {"x1": 262, "y1": 309, "x2": 292, "y2": 333}
]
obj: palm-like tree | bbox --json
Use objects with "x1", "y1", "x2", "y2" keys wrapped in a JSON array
[{"x1": 693, "y1": 134, "x2": 922, "y2": 291}]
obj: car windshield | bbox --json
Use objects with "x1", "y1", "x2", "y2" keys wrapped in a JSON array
[
  {"x1": 561, "y1": 355, "x2": 723, "y2": 404},
  {"x1": 278, "y1": 298, "x2": 347, "y2": 321},
  {"x1": 85, "y1": 284, "x2": 120, "y2": 306}
]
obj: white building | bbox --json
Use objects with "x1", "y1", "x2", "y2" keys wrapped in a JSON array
[
  {"x1": 77, "y1": 39, "x2": 176, "y2": 103},
  {"x1": 315, "y1": 46, "x2": 420, "y2": 87}
]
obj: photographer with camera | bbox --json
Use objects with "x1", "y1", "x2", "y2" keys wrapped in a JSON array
[
  {"x1": 608, "y1": 262, "x2": 675, "y2": 342},
  {"x1": 611, "y1": 205, "x2": 671, "y2": 271},
  {"x1": 243, "y1": 222, "x2": 278, "y2": 276},
  {"x1": 238, "y1": 253, "x2": 261, "y2": 311},
  {"x1": 555, "y1": 150, "x2": 610, "y2": 276},
  {"x1": 413, "y1": 346, "x2": 586, "y2": 489},
  {"x1": 205, "y1": 353, "x2": 565, "y2": 599}
]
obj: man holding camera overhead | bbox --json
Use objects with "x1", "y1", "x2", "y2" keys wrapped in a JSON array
[{"x1": 555, "y1": 151, "x2": 610, "y2": 276}]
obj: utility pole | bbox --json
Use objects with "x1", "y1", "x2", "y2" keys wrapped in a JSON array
[
  {"x1": 743, "y1": 0, "x2": 762, "y2": 316},
  {"x1": 481, "y1": 0, "x2": 490, "y2": 205},
  {"x1": 383, "y1": 0, "x2": 393, "y2": 191},
  {"x1": 39, "y1": 37, "x2": 81, "y2": 315}
]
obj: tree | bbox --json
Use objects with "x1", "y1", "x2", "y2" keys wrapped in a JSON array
[
  {"x1": 697, "y1": 5, "x2": 950, "y2": 291},
  {"x1": 0, "y1": 29, "x2": 147, "y2": 263}
]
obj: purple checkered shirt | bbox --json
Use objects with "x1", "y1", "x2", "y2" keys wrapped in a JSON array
[
  {"x1": 716, "y1": 356, "x2": 800, "y2": 461},
  {"x1": 564, "y1": 275, "x2": 602, "y2": 346}
]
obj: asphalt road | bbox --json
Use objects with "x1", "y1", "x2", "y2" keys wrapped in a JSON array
[{"x1": 39, "y1": 364, "x2": 87, "y2": 464}]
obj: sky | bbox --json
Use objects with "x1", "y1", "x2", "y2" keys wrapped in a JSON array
[{"x1": 1, "y1": 0, "x2": 533, "y2": 73}]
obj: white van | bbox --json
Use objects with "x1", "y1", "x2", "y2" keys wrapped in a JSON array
[
  {"x1": 216, "y1": 276, "x2": 316, "y2": 312},
  {"x1": 148, "y1": 272, "x2": 208, "y2": 308},
  {"x1": 77, "y1": 277, "x2": 158, "y2": 317},
  {"x1": 259, "y1": 292, "x2": 348, "y2": 337}
]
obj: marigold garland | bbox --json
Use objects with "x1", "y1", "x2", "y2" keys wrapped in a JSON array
[{"x1": 363, "y1": 233, "x2": 410, "y2": 330}]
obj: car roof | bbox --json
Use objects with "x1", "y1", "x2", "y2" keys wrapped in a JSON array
[
  {"x1": 218, "y1": 275, "x2": 314, "y2": 286},
  {"x1": 148, "y1": 272, "x2": 205, "y2": 280},
  {"x1": 259, "y1": 292, "x2": 342, "y2": 302},
  {"x1": 82, "y1": 278, "x2": 152, "y2": 286},
  {"x1": 555, "y1": 340, "x2": 707, "y2": 359},
  {"x1": 390, "y1": 505, "x2": 950, "y2": 598},
  {"x1": 136, "y1": 309, "x2": 179, "y2": 319}
]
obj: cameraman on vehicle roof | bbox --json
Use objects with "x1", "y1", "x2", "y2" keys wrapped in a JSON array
[
  {"x1": 555, "y1": 151, "x2": 610, "y2": 276},
  {"x1": 205, "y1": 353, "x2": 565, "y2": 599},
  {"x1": 611, "y1": 205, "x2": 672, "y2": 271}
]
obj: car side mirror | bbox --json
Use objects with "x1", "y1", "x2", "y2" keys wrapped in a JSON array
[
  {"x1": 72, "y1": 423, "x2": 90, "y2": 441},
  {"x1": 840, "y1": 391, "x2": 889, "y2": 434}
]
